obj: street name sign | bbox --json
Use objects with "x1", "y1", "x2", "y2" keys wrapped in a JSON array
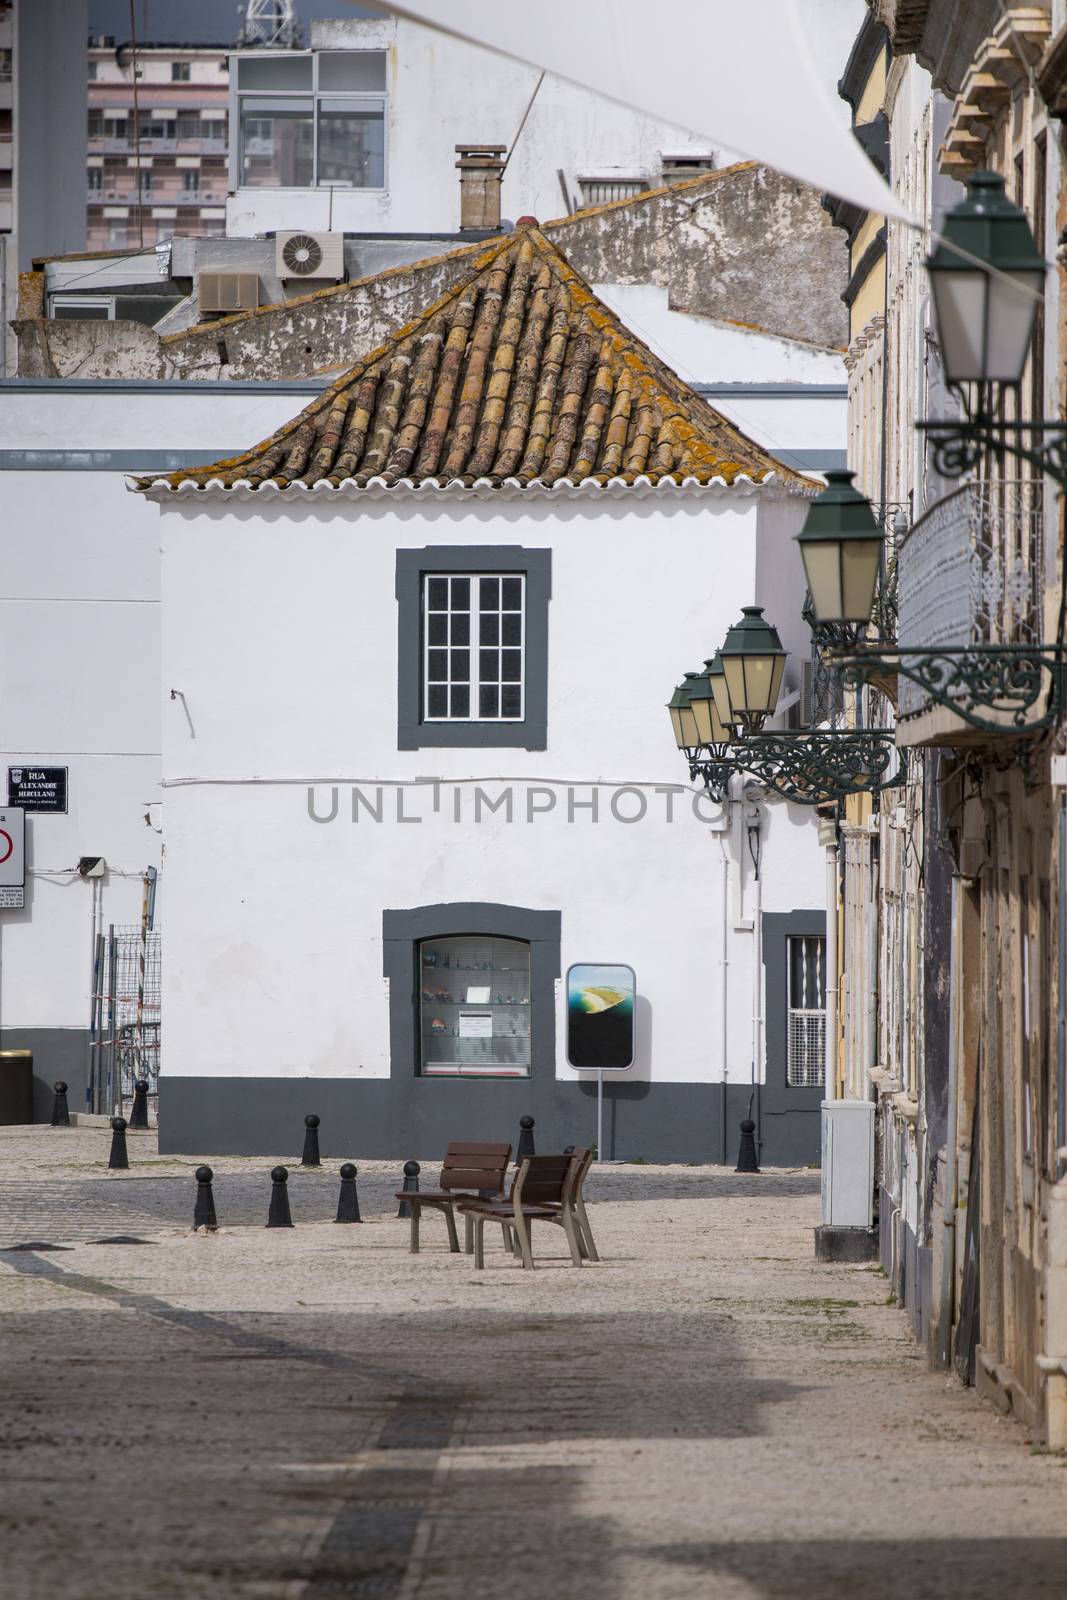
[
  {"x1": 8, "y1": 766, "x2": 67, "y2": 813},
  {"x1": 0, "y1": 807, "x2": 26, "y2": 909}
]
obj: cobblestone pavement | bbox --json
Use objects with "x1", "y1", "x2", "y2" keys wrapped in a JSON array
[{"x1": 2, "y1": 1127, "x2": 1065, "y2": 1599}]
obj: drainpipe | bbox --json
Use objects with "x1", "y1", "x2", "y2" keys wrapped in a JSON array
[
  {"x1": 719, "y1": 833, "x2": 730, "y2": 1165},
  {"x1": 819, "y1": 816, "x2": 839, "y2": 1102},
  {"x1": 866, "y1": 899, "x2": 878, "y2": 1090},
  {"x1": 936, "y1": 872, "x2": 962, "y2": 1370},
  {"x1": 1059, "y1": 787, "x2": 1066, "y2": 1178}
]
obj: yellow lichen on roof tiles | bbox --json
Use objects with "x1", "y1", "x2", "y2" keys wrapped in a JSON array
[{"x1": 134, "y1": 226, "x2": 808, "y2": 495}]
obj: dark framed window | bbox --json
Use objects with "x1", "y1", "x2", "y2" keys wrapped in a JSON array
[
  {"x1": 233, "y1": 50, "x2": 386, "y2": 189},
  {"x1": 396, "y1": 546, "x2": 550, "y2": 750},
  {"x1": 383, "y1": 904, "x2": 561, "y2": 1086},
  {"x1": 418, "y1": 934, "x2": 531, "y2": 1077}
]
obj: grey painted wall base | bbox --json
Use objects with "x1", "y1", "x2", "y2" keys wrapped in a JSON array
[
  {"x1": 814, "y1": 1224, "x2": 878, "y2": 1262},
  {"x1": 0, "y1": 1028, "x2": 89, "y2": 1123},
  {"x1": 158, "y1": 1076, "x2": 824, "y2": 1166}
]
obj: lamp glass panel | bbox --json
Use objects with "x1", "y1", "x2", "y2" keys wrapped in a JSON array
[
  {"x1": 800, "y1": 540, "x2": 843, "y2": 621},
  {"x1": 722, "y1": 655, "x2": 747, "y2": 714},
  {"x1": 985, "y1": 271, "x2": 1043, "y2": 383},
  {"x1": 738, "y1": 655, "x2": 781, "y2": 716},
  {"x1": 678, "y1": 703, "x2": 700, "y2": 746},
  {"x1": 708, "y1": 698, "x2": 732, "y2": 745},
  {"x1": 669, "y1": 704, "x2": 686, "y2": 748},
  {"x1": 930, "y1": 269, "x2": 986, "y2": 382},
  {"x1": 690, "y1": 690, "x2": 715, "y2": 746},
  {"x1": 841, "y1": 539, "x2": 883, "y2": 622},
  {"x1": 768, "y1": 654, "x2": 786, "y2": 712},
  {"x1": 711, "y1": 670, "x2": 735, "y2": 730}
]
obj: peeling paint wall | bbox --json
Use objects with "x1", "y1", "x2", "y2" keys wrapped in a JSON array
[
  {"x1": 549, "y1": 166, "x2": 847, "y2": 350},
  {"x1": 16, "y1": 164, "x2": 847, "y2": 381}
]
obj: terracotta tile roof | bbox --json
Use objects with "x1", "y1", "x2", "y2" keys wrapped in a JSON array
[{"x1": 136, "y1": 225, "x2": 808, "y2": 495}]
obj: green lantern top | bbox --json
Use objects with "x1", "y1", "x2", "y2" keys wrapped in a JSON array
[
  {"x1": 926, "y1": 170, "x2": 1046, "y2": 280},
  {"x1": 718, "y1": 606, "x2": 787, "y2": 726},
  {"x1": 797, "y1": 470, "x2": 881, "y2": 544}
]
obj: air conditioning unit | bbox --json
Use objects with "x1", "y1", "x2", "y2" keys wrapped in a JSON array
[
  {"x1": 275, "y1": 230, "x2": 345, "y2": 282},
  {"x1": 198, "y1": 270, "x2": 260, "y2": 316}
]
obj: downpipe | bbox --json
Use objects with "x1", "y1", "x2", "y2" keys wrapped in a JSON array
[{"x1": 935, "y1": 872, "x2": 962, "y2": 1371}]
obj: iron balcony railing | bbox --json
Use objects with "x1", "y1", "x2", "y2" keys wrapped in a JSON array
[{"x1": 895, "y1": 479, "x2": 1044, "y2": 718}]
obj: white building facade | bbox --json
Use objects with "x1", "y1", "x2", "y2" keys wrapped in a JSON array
[
  {"x1": 137, "y1": 226, "x2": 828, "y2": 1161},
  {"x1": 225, "y1": 14, "x2": 722, "y2": 240}
]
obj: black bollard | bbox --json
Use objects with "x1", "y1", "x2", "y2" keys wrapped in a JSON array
[
  {"x1": 267, "y1": 1165, "x2": 294, "y2": 1228},
  {"x1": 335, "y1": 1162, "x2": 362, "y2": 1223},
  {"x1": 129, "y1": 1079, "x2": 150, "y2": 1130},
  {"x1": 194, "y1": 1165, "x2": 218, "y2": 1231},
  {"x1": 397, "y1": 1159, "x2": 420, "y2": 1218},
  {"x1": 108, "y1": 1116, "x2": 129, "y2": 1171},
  {"x1": 50, "y1": 1081, "x2": 70, "y2": 1128},
  {"x1": 301, "y1": 1113, "x2": 321, "y2": 1168},
  {"x1": 735, "y1": 1119, "x2": 760, "y2": 1174},
  {"x1": 517, "y1": 1115, "x2": 536, "y2": 1161}
]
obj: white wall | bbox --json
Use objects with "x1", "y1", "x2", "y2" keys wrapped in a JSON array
[
  {"x1": 0, "y1": 386, "x2": 308, "y2": 1037},
  {"x1": 155, "y1": 490, "x2": 825, "y2": 1087},
  {"x1": 0, "y1": 471, "x2": 159, "y2": 1031},
  {"x1": 226, "y1": 14, "x2": 720, "y2": 238},
  {"x1": 592, "y1": 283, "x2": 847, "y2": 458}
]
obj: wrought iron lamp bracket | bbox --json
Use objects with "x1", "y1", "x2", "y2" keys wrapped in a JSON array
[
  {"x1": 685, "y1": 730, "x2": 904, "y2": 806},
  {"x1": 835, "y1": 645, "x2": 1065, "y2": 734},
  {"x1": 918, "y1": 408, "x2": 1067, "y2": 489}
]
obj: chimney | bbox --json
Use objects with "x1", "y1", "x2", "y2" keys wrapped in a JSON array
[{"x1": 456, "y1": 144, "x2": 506, "y2": 231}]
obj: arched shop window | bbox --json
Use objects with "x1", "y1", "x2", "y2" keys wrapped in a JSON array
[{"x1": 418, "y1": 934, "x2": 531, "y2": 1078}]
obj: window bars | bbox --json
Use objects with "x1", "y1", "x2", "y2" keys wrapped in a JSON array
[{"x1": 787, "y1": 935, "x2": 827, "y2": 1088}]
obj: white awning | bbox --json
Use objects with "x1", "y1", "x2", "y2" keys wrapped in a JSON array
[{"x1": 365, "y1": 0, "x2": 910, "y2": 221}]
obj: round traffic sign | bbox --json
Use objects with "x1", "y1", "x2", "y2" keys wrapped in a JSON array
[{"x1": 0, "y1": 829, "x2": 12, "y2": 865}]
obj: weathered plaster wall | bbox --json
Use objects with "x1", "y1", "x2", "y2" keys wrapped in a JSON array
[
  {"x1": 550, "y1": 164, "x2": 847, "y2": 350},
  {"x1": 16, "y1": 164, "x2": 848, "y2": 381}
]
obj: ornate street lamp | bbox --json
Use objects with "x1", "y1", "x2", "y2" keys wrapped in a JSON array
[
  {"x1": 667, "y1": 672, "x2": 703, "y2": 753},
  {"x1": 826, "y1": 169, "x2": 1065, "y2": 732},
  {"x1": 689, "y1": 654, "x2": 735, "y2": 747},
  {"x1": 668, "y1": 616, "x2": 904, "y2": 807},
  {"x1": 796, "y1": 470, "x2": 884, "y2": 628},
  {"x1": 925, "y1": 169, "x2": 1044, "y2": 390},
  {"x1": 718, "y1": 607, "x2": 787, "y2": 733}
]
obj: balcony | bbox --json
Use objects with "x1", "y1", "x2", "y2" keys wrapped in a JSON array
[{"x1": 893, "y1": 479, "x2": 1052, "y2": 746}]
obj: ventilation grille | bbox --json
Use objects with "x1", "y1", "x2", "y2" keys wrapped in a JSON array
[
  {"x1": 198, "y1": 270, "x2": 260, "y2": 315},
  {"x1": 787, "y1": 1010, "x2": 825, "y2": 1087}
]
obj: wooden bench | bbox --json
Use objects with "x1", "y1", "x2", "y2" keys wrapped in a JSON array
[
  {"x1": 395, "y1": 1141, "x2": 511, "y2": 1254},
  {"x1": 458, "y1": 1153, "x2": 584, "y2": 1269}
]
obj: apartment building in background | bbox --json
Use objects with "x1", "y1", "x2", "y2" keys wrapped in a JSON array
[
  {"x1": 0, "y1": 0, "x2": 86, "y2": 373},
  {"x1": 86, "y1": 38, "x2": 230, "y2": 251}
]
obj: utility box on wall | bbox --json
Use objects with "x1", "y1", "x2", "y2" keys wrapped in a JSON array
[{"x1": 821, "y1": 1099, "x2": 875, "y2": 1228}]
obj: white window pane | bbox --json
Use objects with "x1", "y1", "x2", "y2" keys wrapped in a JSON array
[
  {"x1": 240, "y1": 98, "x2": 313, "y2": 186},
  {"x1": 317, "y1": 102, "x2": 384, "y2": 188},
  {"x1": 318, "y1": 51, "x2": 387, "y2": 91},
  {"x1": 423, "y1": 572, "x2": 525, "y2": 723},
  {"x1": 238, "y1": 55, "x2": 313, "y2": 90}
]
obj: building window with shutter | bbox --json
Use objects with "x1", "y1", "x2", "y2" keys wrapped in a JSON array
[{"x1": 786, "y1": 935, "x2": 826, "y2": 1087}]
